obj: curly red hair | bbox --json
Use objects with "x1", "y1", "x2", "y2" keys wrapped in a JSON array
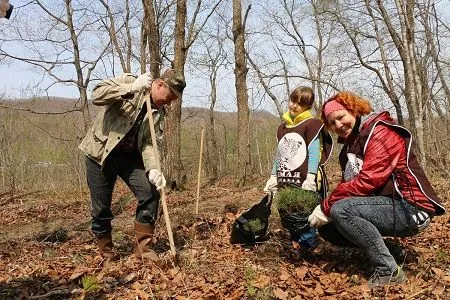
[{"x1": 321, "y1": 91, "x2": 373, "y2": 126}]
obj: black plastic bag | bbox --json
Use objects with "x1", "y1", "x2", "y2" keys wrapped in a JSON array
[
  {"x1": 230, "y1": 193, "x2": 273, "y2": 245},
  {"x1": 278, "y1": 210, "x2": 311, "y2": 243},
  {"x1": 277, "y1": 189, "x2": 321, "y2": 244}
]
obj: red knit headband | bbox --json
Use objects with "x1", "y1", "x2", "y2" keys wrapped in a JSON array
[{"x1": 323, "y1": 100, "x2": 346, "y2": 118}]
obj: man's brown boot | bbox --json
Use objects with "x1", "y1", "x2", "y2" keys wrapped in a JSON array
[
  {"x1": 97, "y1": 232, "x2": 114, "y2": 262},
  {"x1": 134, "y1": 220, "x2": 159, "y2": 261}
]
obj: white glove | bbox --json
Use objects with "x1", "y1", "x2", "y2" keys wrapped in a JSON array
[
  {"x1": 130, "y1": 72, "x2": 152, "y2": 93},
  {"x1": 148, "y1": 169, "x2": 166, "y2": 190},
  {"x1": 308, "y1": 205, "x2": 330, "y2": 227},
  {"x1": 263, "y1": 175, "x2": 277, "y2": 193},
  {"x1": 301, "y1": 173, "x2": 317, "y2": 191}
]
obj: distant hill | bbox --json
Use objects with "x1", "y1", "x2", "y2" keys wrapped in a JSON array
[
  {"x1": 181, "y1": 106, "x2": 279, "y2": 123},
  {"x1": 1, "y1": 97, "x2": 84, "y2": 113},
  {"x1": 0, "y1": 97, "x2": 280, "y2": 123}
]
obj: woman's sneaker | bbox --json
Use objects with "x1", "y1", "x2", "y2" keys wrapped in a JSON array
[{"x1": 368, "y1": 267, "x2": 406, "y2": 288}]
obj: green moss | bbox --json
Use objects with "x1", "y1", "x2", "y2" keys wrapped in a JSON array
[{"x1": 275, "y1": 186, "x2": 320, "y2": 214}]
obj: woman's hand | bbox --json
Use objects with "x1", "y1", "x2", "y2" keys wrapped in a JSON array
[{"x1": 308, "y1": 205, "x2": 330, "y2": 227}]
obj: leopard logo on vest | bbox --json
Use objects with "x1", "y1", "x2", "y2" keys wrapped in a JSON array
[{"x1": 275, "y1": 132, "x2": 307, "y2": 187}]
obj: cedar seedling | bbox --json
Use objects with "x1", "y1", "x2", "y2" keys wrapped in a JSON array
[
  {"x1": 242, "y1": 218, "x2": 265, "y2": 233},
  {"x1": 81, "y1": 275, "x2": 100, "y2": 300},
  {"x1": 275, "y1": 186, "x2": 320, "y2": 214}
]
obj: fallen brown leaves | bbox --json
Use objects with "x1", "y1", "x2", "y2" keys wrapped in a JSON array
[{"x1": 0, "y1": 176, "x2": 449, "y2": 299}]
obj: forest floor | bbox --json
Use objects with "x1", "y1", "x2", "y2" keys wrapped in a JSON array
[{"x1": 0, "y1": 173, "x2": 449, "y2": 300}]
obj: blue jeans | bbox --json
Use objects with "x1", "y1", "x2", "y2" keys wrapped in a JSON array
[
  {"x1": 85, "y1": 152, "x2": 160, "y2": 236},
  {"x1": 318, "y1": 196, "x2": 424, "y2": 274}
]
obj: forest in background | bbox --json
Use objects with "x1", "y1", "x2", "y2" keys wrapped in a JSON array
[
  {"x1": 0, "y1": 97, "x2": 280, "y2": 193},
  {"x1": 1, "y1": 0, "x2": 449, "y2": 188},
  {"x1": 0, "y1": 96, "x2": 448, "y2": 194}
]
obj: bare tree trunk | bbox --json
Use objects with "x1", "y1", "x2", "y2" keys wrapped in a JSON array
[
  {"x1": 164, "y1": 0, "x2": 187, "y2": 189},
  {"x1": 264, "y1": 131, "x2": 271, "y2": 174},
  {"x1": 395, "y1": 0, "x2": 426, "y2": 166},
  {"x1": 65, "y1": 0, "x2": 90, "y2": 131},
  {"x1": 197, "y1": 21, "x2": 226, "y2": 183},
  {"x1": 254, "y1": 126, "x2": 263, "y2": 175},
  {"x1": 207, "y1": 68, "x2": 219, "y2": 183},
  {"x1": 124, "y1": 0, "x2": 132, "y2": 72},
  {"x1": 232, "y1": 0, "x2": 251, "y2": 187},
  {"x1": 374, "y1": 0, "x2": 426, "y2": 162},
  {"x1": 142, "y1": 0, "x2": 162, "y2": 77},
  {"x1": 311, "y1": 0, "x2": 324, "y2": 109},
  {"x1": 221, "y1": 123, "x2": 228, "y2": 175},
  {"x1": 140, "y1": 23, "x2": 147, "y2": 71},
  {"x1": 164, "y1": 0, "x2": 223, "y2": 189},
  {"x1": 421, "y1": 4, "x2": 449, "y2": 116}
]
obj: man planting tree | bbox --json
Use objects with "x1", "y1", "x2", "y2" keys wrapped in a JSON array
[{"x1": 79, "y1": 69, "x2": 185, "y2": 263}]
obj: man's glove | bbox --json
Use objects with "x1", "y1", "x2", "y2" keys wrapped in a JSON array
[
  {"x1": 263, "y1": 175, "x2": 277, "y2": 193},
  {"x1": 148, "y1": 169, "x2": 166, "y2": 190},
  {"x1": 131, "y1": 72, "x2": 152, "y2": 93},
  {"x1": 301, "y1": 173, "x2": 317, "y2": 191},
  {"x1": 308, "y1": 205, "x2": 330, "y2": 227}
]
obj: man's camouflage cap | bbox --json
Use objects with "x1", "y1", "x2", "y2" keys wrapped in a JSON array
[{"x1": 160, "y1": 69, "x2": 186, "y2": 99}]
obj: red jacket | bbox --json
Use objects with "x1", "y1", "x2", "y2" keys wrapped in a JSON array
[{"x1": 322, "y1": 112, "x2": 445, "y2": 217}]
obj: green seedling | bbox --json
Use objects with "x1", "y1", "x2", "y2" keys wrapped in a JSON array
[
  {"x1": 275, "y1": 186, "x2": 320, "y2": 214},
  {"x1": 244, "y1": 266, "x2": 257, "y2": 297},
  {"x1": 242, "y1": 219, "x2": 265, "y2": 233},
  {"x1": 81, "y1": 275, "x2": 100, "y2": 300}
]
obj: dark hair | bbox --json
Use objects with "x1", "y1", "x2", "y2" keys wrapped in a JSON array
[{"x1": 289, "y1": 86, "x2": 314, "y2": 108}]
